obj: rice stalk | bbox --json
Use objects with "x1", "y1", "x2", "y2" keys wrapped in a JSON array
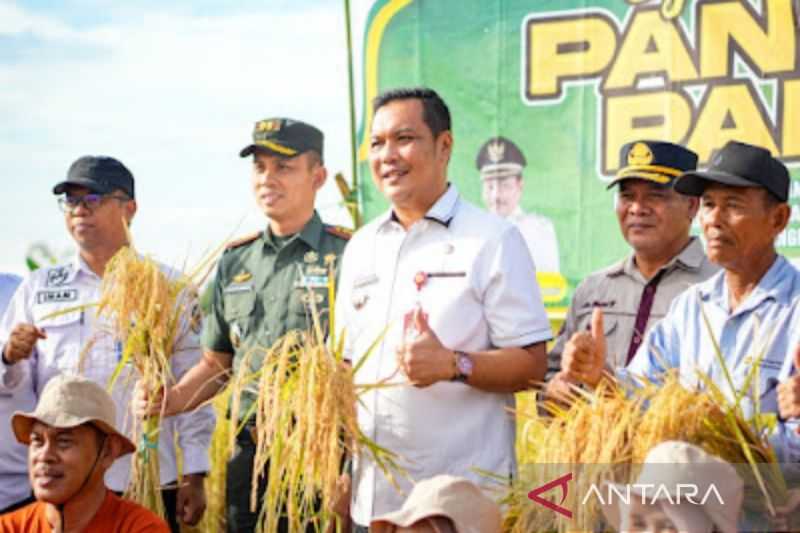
[
  {"x1": 506, "y1": 366, "x2": 787, "y2": 532},
  {"x1": 92, "y1": 239, "x2": 220, "y2": 519},
  {"x1": 226, "y1": 262, "x2": 404, "y2": 533}
]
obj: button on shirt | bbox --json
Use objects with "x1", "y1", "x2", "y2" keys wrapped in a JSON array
[
  {"x1": 0, "y1": 273, "x2": 29, "y2": 511},
  {"x1": 548, "y1": 237, "x2": 718, "y2": 377},
  {"x1": 625, "y1": 255, "x2": 800, "y2": 464},
  {"x1": 336, "y1": 185, "x2": 552, "y2": 525},
  {"x1": 0, "y1": 257, "x2": 214, "y2": 491}
]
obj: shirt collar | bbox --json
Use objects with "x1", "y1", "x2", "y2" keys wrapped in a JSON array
[
  {"x1": 609, "y1": 237, "x2": 705, "y2": 279},
  {"x1": 379, "y1": 183, "x2": 460, "y2": 231},
  {"x1": 70, "y1": 254, "x2": 94, "y2": 282},
  {"x1": 263, "y1": 210, "x2": 323, "y2": 251},
  {"x1": 699, "y1": 255, "x2": 793, "y2": 310}
]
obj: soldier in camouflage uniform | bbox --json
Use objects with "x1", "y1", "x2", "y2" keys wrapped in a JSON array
[{"x1": 139, "y1": 117, "x2": 350, "y2": 532}]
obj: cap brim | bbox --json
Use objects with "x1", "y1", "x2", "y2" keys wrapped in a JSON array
[
  {"x1": 52, "y1": 178, "x2": 112, "y2": 196},
  {"x1": 370, "y1": 509, "x2": 448, "y2": 531},
  {"x1": 606, "y1": 173, "x2": 673, "y2": 190},
  {"x1": 12, "y1": 412, "x2": 136, "y2": 457},
  {"x1": 239, "y1": 141, "x2": 301, "y2": 159},
  {"x1": 674, "y1": 170, "x2": 754, "y2": 196}
]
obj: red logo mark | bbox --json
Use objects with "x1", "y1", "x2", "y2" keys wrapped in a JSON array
[{"x1": 527, "y1": 472, "x2": 573, "y2": 519}]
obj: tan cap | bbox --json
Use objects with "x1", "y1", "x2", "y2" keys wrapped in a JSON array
[
  {"x1": 600, "y1": 441, "x2": 743, "y2": 533},
  {"x1": 12, "y1": 373, "x2": 136, "y2": 456},
  {"x1": 370, "y1": 476, "x2": 501, "y2": 533}
]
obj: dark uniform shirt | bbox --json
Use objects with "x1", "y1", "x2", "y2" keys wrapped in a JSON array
[{"x1": 202, "y1": 211, "x2": 349, "y2": 420}]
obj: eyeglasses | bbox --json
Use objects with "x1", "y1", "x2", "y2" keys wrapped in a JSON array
[{"x1": 57, "y1": 193, "x2": 130, "y2": 213}]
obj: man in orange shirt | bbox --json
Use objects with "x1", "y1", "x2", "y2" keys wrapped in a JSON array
[{"x1": 0, "y1": 374, "x2": 168, "y2": 532}]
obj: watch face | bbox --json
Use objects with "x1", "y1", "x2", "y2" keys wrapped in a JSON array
[{"x1": 457, "y1": 352, "x2": 473, "y2": 376}]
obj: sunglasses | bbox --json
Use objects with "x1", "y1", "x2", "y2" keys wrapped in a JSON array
[{"x1": 58, "y1": 193, "x2": 130, "y2": 213}]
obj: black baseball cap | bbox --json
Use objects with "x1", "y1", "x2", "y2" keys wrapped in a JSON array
[
  {"x1": 239, "y1": 117, "x2": 324, "y2": 161},
  {"x1": 607, "y1": 140, "x2": 698, "y2": 189},
  {"x1": 674, "y1": 141, "x2": 789, "y2": 202},
  {"x1": 52, "y1": 156, "x2": 135, "y2": 199}
]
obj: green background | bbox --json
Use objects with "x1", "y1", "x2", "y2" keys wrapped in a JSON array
[{"x1": 356, "y1": 0, "x2": 800, "y2": 312}]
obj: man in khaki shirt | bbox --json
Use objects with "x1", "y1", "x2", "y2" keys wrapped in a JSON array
[{"x1": 546, "y1": 140, "x2": 718, "y2": 399}]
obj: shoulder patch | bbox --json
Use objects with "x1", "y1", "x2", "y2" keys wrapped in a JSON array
[
  {"x1": 226, "y1": 232, "x2": 262, "y2": 250},
  {"x1": 324, "y1": 225, "x2": 352, "y2": 241}
]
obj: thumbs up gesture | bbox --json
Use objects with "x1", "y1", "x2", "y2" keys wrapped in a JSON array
[
  {"x1": 396, "y1": 306, "x2": 454, "y2": 387},
  {"x1": 777, "y1": 345, "x2": 800, "y2": 425},
  {"x1": 561, "y1": 308, "x2": 607, "y2": 388}
]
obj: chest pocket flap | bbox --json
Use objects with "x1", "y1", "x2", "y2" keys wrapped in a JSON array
[{"x1": 223, "y1": 286, "x2": 256, "y2": 320}]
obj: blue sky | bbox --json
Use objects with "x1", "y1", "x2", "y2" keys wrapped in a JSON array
[{"x1": 0, "y1": 0, "x2": 371, "y2": 275}]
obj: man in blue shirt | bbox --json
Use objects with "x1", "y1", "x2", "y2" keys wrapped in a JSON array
[{"x1": 561, "y1": 140, "x2": 800, "y2": 463}]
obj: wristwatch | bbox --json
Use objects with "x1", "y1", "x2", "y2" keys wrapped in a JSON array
[{"x1": 451, "y1": 351, "x2": 473, "y2": 383}]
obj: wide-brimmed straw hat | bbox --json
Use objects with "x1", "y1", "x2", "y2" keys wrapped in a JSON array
[
  {"x1": 12, "y1": 373, "x2": 136, "y2": 456},
  {"x1": 600, "y1": 441, "x2": 743, "y2": 533},
  {"x1": 370, "y1": 475, "x2": 501, "y2": 533}
]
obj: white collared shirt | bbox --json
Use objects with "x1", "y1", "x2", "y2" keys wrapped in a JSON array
[
  {"x1": 336, "y1": 184, "x2": 552, "y2": 524},
  {"x1": 0, "y1": 273, "x2": 31, "y2": 510},
  {"x1": 0, "y1": 257, "x2": 214, "y2": 491}
]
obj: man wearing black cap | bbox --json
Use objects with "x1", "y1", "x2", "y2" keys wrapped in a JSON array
[
  {"x1": 546, "y1": 140, "x2": 717, "y2": 403},
  {"x1": 561, "y1": 140, "x2": 800, "y2": 470},
  {"x1": 141, "y1": 118, "x2": 351, "y2": 532},
  {"x1": 0, "y1": 156, "x2": 215, "y2": 530},
  {"x1": 476, "y1": 136, "x2": 561, "y2": 274}
]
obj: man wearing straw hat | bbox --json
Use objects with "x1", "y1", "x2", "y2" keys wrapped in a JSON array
[
  {"x1": 137, "y1": 118, "x2": 351, "y2": 532},
  {"x1": 545, "y1": 140, "x2": 717, "y2": 403},
  {"x1": 0, "y1": 156, "x2": 214, "y2": 531},
  {"x1": 0, "y1": 373, "x2": 169, "y2": 531},
  {"x1": 370, "y1": 475, "x2": 502, "y2": 533},
  {"x1": 561, "y1": 141, "x2": 800, "y2": 466}
]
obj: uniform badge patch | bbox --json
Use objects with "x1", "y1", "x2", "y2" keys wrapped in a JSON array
[
  {"x1": 232, "y1": 271, "x2": 252, "y2": 283},
  {"x1": 304, "y1": 251, "x2": 319, "y2": 264},
  {"x1": 46, "y1": 266, "x2": 73, "y2": 287},
  {"x1": 36, "y1": 289, "x2": 78, "y2": 304}
]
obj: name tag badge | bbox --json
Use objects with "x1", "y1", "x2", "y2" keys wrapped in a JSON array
[
  {"x1": 36, "y1": 289, "x2": 78, "y2": 304},
  {"x1": 295, "y1": 275, "x2": 329, "y2": 289},
  {"x1": 224, "y1": 282, "x2": 254, "y2": 294},
  {"x1": 353, "y1": 273, "x2": 379, "y2": 290}
]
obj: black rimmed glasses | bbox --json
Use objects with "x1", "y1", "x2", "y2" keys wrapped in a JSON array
[{"x1": 57, "y1": 193, "x2": 130, "y2": 213}]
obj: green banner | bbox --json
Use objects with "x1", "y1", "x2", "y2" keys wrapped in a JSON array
[{"x1": 356, "y1": 0, "x2": 800, "y2": 317}]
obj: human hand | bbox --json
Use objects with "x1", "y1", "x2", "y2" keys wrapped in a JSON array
[
  {"x1": 3, "y1": 323, "x2": 46, "y2": 364},
  {"x1": 561, "y1": 308, "x2": 606, "y2": 388}
]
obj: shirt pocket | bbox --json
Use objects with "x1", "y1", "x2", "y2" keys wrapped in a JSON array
[
  {"x1": 33, "y1": 306, "x2": 84, "y2": 373},
  {"x1": 289, "y1": 287, "x2": 330, "y2": 332},
  {"x1": 223, "y1": 289, "x2": 257, "y2": 341}
]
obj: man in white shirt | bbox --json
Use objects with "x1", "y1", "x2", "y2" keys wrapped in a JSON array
[
  {"x1": 336, "y1": 87, "x2": 552, "y2": 530},
  {"x1": 0, "y1": 272, "x2": 31, "y2": 515},
  {"x1": 0, "y1": 156, "x2": 214, "y2": 531}
]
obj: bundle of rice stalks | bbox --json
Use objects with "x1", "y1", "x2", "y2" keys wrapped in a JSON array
[
  {"x1": 506, "y1": 367, "x2": 788, "y2": 533},
  {"x1": 227, "y1": 265, "x2": 402, "y2": 533},
  {"x1": 505, "y1": 379, "x2": 643, "y2": 532},
  {"x1": 94, "y1": 244, "x2": 217, "y2": 519}
]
